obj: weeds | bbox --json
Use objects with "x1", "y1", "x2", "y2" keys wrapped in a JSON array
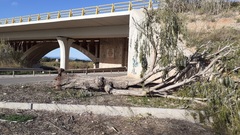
[
  {"x1": 53, "y1": 89, "x2": 94, "y2": 101},
  {"x1": 127, "y1": 96, "x2": 192, "y2": 109},
  {"x1": 0, "y1": 114, "x2": 35, "y2": 122},
  {"x1": 161, "y1": 0, "x2": 234, "y2": 15},
  {"x1": 41, "y1": 61, "x2": 93, "y2": 69}
]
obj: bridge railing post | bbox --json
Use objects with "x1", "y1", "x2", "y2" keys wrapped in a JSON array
[
  {"x1": 47, "y1": 13, "x2": 50, "y2": 20},
  {"x1": 148, "y1": 0, "x2": 153, "y2": 9},
  {"x1": 19, "y1": 17, "x2": 23, "y2": 22},
  {"x1": 81, "y1": 8, "x2": 85, "y2": 16},
  {"x1": 128, "y1": 2, "x2": 132, "y2": 11},
  {"x1": 37, "y1": 14, "x2": 41, "y2": 21},
  {"x1": 95, "y1": 6, "x2": 99, "y2": 14},
  {"x1": 28, "y1": 16, "x2": 31, "y2": 22},
  {"x1": 111, "y1": 4, "x2": 115, "y2": 13},
  {"x1": 57, "y1": 11, "x2": 61, "y2": 18},
  {"x1": 69, "y1": 9, "x2": 73, "y2": 17}
]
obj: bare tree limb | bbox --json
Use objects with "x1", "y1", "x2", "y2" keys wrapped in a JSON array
[
  {"x1": 128, "y1": 66, "x2": 175, "y2": 86},
  {"x1": 200, "y1": 49, "x2": 232, "y2": 75},
  {"x1": 151, "y1": 77, "x2": 195, "y2": 92},
  {"x1": 231, "y1": 67, "x2": 240, "y2": 73},
  {"x1": 156, "y1": 94, "x2": 207, "y2": 105},
  {"x1": 206, "y1": 44, "x2": 231, "y2": 58}
]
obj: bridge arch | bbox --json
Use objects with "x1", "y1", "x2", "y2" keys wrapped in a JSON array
[{"x1": 21, "y1": 42, "x2": 98, "y2": 67}]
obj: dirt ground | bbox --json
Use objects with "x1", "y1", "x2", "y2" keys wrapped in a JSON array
[
  {"x1": 0, "y1": 82, "x2": 215, "y2": 135},
  {"x1": 0, "y1": 109, "x2": 214, "y2": 135}
]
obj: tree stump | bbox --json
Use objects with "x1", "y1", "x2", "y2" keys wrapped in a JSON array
[{"x1": 54, "y1": 68, "x2": 65, "y2": 90}]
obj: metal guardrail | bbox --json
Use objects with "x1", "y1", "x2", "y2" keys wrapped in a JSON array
[
  {"x1": 0, "y1": 68, "x2": 56, "y2": 77},
  {"x1": 0, "y1": 67, "x2": 127, "y2": 77},
  {"x1": 66, "y1": 67, "x2": 127, "y2": 74},
  {"x1": 0, "y1": 0, "x2": 159, "y2": 25}
]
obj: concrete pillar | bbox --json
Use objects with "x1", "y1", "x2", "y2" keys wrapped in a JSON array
[
  {"x1": 93, "y1": 62, "x2": 99, "y2": 69},
  {"x1": 94, "y1": 42, "x2": 99, "y2": 58},
  {"x1": 57, "y1": 37, "x2": 73, "y2": 69}
]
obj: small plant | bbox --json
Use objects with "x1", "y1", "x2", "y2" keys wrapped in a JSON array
[{"x1": 0, "y1": 114, "x2": 35, "y2": 122}]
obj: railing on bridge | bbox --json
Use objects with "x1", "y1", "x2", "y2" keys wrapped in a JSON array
[{"x1": 0, "y1": 0, "x2": 159, "y2": 25}]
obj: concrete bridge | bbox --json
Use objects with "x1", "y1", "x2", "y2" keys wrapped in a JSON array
[{"x1": 0, "y1": 0, "x2": 158, "y2": 77}]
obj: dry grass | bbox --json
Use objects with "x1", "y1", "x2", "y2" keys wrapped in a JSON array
[{"x1": 40, "y1": 61, "x2": 93, "y2": 69}]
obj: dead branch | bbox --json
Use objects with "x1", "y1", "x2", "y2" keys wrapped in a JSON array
[
  {"x1": 151, "y1": 77, "x2": 195, "y2": 92},
  {"x1": 157, "y1": 95, "x2": 207, "y2": 105},
  {"x1": 200, "y1": 49, "x2": 232, "y2": 75},
  {"x1": 128, "y1": 65, "x2": 175, "y2": 86},
  {"x1": 231, "y1": 67, "x2": 240, "y2": 73},
  {"x1": 206, "y1": 45, "x2": 230, "y2": 58}
]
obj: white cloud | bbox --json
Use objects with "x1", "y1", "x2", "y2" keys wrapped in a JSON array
[{"x1": 11, "y1": 1, "x2": 18, "y2": 6}]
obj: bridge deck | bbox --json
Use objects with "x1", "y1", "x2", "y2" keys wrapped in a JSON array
[{"x1": 0, "y1": 0, "x2": 158, "y2": 26}]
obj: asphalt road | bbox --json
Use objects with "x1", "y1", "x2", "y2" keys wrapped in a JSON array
[
  {"x1": 0, "y1": 72, "x2": 127, "y2": 85},
  {"x1": 0, "y1": 75, "x2": 56, "y2": 85}
]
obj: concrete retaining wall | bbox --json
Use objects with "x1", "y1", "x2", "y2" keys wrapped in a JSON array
[{"x1": 0, "y1": 102, "x2": 200, "y2": 123}]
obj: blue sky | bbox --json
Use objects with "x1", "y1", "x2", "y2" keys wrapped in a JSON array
[{"x1": 0, "y1": 0, "x2": 128, "y2": 60}]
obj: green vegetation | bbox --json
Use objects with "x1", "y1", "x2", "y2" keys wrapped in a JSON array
[
  {"x1": 127, "y1": 96, "x2": 193, "y2": 109},
  {"x1": 0, "y1": 40, "x2": 24, "y2": 68},
  {"x1": 179, "y1": 2, "x2": 240, "y2": 134},
  {"x1": 136, "y1": 0, "x2": 240, "y2": 134},
  {"x1": 179, "y1": 27, "x2": 240, "y2": 134},
  {"x1": 0, "y1": 114, "x2": 35, "y2": 122},
  {"x1": 40, "y1": 57, "x2": 93, "y2": 69}
]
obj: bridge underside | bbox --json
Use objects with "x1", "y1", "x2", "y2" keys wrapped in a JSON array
[{"x1": 9, "y1": 37, "x2": 128, "y2": 69}]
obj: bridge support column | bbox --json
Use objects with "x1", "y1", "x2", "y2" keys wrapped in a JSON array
[
  {"x1": 93, "y1": 62, "x2": 99, "y2": 69},
  {"x1": 57, "y1": 37, "x2": 73, "y2": 69}
]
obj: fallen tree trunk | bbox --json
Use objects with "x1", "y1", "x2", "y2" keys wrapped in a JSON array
[{"x1": 57, "y1": 41, "x2": 237, "y2": 109}]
